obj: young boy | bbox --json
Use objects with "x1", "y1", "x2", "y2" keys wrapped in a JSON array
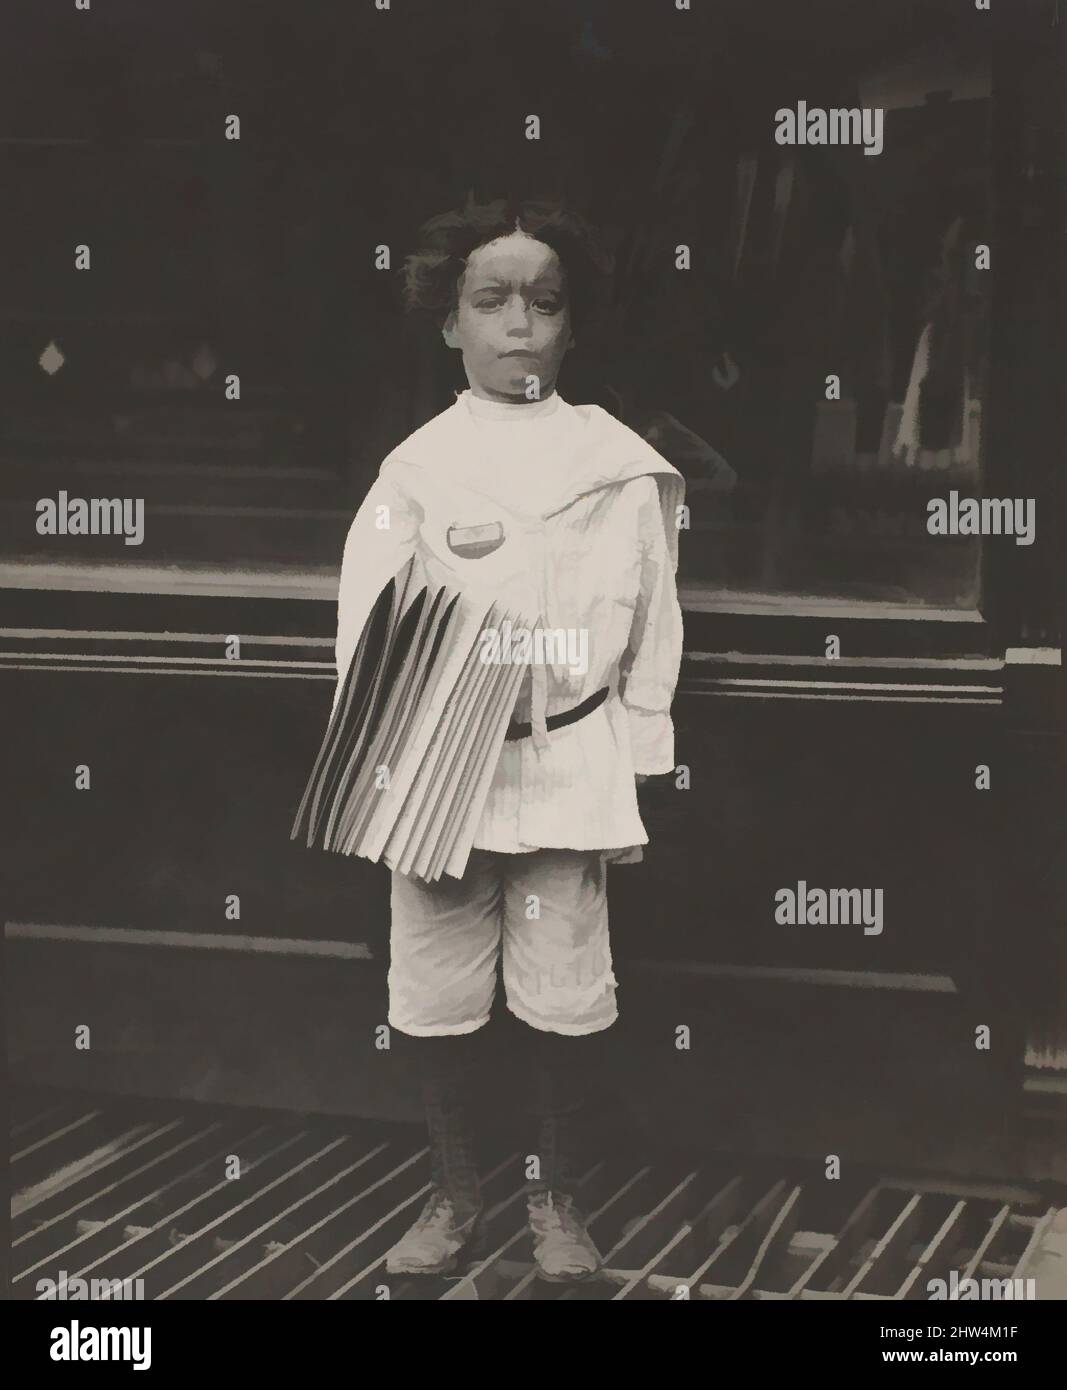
[{"x1": 331, "y1": 197, "x2": 684, "y2": 1282}]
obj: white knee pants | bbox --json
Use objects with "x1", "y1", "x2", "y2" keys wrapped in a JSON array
[{"x1": 387, "y1": 849, "x2": 618, "y2": 1037}]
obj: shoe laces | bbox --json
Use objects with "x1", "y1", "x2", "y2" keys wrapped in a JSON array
[
  {"x1": 417, "y1": 1190, "x2": 455, "y2": 1229},
  {"x1": 528, "y1": 1190, "x2": 584, "y2": 1235},
  {"x1": 418, "y1": 1188, "x2": 476, "y2": 1233}
]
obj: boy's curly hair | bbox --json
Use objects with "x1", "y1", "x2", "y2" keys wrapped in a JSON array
[{"x1": 402, "y1": 194, "x2": 615, "y2": 333}]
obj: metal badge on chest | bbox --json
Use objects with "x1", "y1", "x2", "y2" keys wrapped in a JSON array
[{"x1": 446, "y1": 521, "x2": 506, "y2": 559}]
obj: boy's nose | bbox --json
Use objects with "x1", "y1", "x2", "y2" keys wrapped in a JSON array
[{"x1": 503, "y1": 301, "x2": 534, "y2": 336}]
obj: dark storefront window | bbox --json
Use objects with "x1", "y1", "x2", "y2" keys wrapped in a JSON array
[
  {"x1": 590, "y1": 82, "x2": 991, "y2": 613},
  {"x1": 0, "y1": 2, "x2": 1016, "y2": 625}
]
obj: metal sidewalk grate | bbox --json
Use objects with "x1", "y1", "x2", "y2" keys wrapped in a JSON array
[{"x1": 10, "y1": 1089, "x2": 1061, "y2": 1301}]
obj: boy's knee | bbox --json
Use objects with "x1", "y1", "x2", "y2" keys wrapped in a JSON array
[{"x1": 394, "y1": 1026, "x2": 489, "y2": 1078}]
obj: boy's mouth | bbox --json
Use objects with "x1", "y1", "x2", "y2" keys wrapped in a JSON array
[{"x1": 500, "y1": 349, "x2": 539, "y2": 358}]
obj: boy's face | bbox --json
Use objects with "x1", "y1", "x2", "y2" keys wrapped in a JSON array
[{"x1": 442, "y1": 232, "x2": 574, "y2": 402}]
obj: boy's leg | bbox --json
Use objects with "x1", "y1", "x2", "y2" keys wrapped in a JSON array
[
  {"x1": 501, "y1": 850, "x2": 615, "y2": 1280},
  {"x1": 387, "y1": 848, "x2": 503, "y2": 1037},
  {"x1": 385, "y1": 852, "x2": 503, "y2": 1275},
  {"x1": 501, "y1": 848, "x2": 617, "y2": 1038},
  {"x1": 412, "y1": 1031, "x2": 484, "y2": 1215},
  {"x1": 522, "y1": 1025, "x2": 603, "y2": 1200}
]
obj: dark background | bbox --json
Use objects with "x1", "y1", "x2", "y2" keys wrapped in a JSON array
[
  {"x1": 3, "y1": 0, "x2": 1064, "y2": 1186},
  {"x1": 1, "y1": 0, "x2": 1021, "y2": 604}
]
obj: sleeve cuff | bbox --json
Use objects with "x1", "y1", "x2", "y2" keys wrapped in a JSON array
[{"x1": 626, "y1": 707, "x2": 675, "y2": 776}]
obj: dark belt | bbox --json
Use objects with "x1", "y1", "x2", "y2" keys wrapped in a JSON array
[{"x1": 504, "y1": 685, "x2": 610, "y2": 742}]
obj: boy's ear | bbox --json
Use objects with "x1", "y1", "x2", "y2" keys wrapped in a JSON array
[{"x1": 441, "y1": 311, "x2": 461, "y2": 350}]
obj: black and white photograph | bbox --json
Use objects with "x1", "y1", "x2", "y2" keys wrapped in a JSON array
[{"x1": 3, "y1": 0, "x2": 1065, "y2": 1352}]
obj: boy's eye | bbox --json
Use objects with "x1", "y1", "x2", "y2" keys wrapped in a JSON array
[
  {"x1": 533, "y1": 298, "x2": 562, "y2": 315},
  {"x1": 473, "y1": 296, "x2": 505, "y2": 311}
]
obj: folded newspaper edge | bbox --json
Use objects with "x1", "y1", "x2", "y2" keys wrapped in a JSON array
[{"x1": 291, "y1": 556, "x2": 531, "y2": 882}]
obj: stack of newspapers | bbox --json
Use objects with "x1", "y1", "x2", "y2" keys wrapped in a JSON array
[{"x1": 291, "y1": 556, "x2": 530, "y2": 881}]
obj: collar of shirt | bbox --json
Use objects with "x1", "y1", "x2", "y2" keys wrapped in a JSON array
[
  {"x1": 387, "y1": 389, "x2": 686, "y2": 569},
  {"x1": 458, "y1": 388, "x2": 563, "y2": 423}
]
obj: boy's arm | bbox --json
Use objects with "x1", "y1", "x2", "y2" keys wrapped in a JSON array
[
  {"x1": 617, "y1": 477, "x2": 684, "y2": 776},
  {"x1": 331, "y1": 460, "x2": 422, "y2": 719}
]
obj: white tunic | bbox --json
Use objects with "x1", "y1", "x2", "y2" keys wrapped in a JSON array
[{"x1": 332, "y1": 388, "x2": 685, "y2": 855}]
